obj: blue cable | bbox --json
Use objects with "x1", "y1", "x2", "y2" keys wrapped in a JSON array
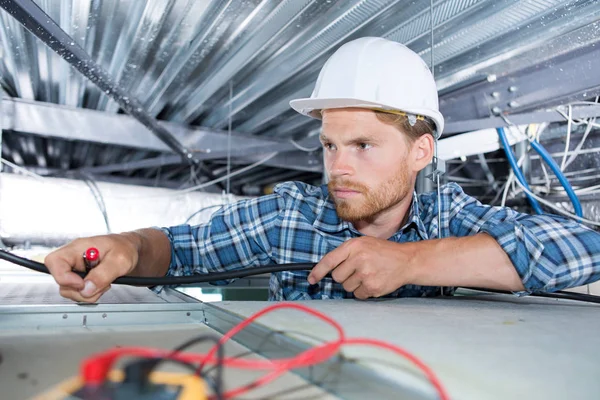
[
  {"x1": 496, "y1": 127, "x2": 544, "y2": 214},
  {"x1": 529, "y1": 140, "x2": 583, "y2": 218}
]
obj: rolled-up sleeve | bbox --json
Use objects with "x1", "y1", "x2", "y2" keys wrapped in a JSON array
[
  {"x1": 155, "y1": 193, "x2": 285, "y2": 290},
  {"x1": 445, "y1": 183, "x2": 600, "y2": 294}
]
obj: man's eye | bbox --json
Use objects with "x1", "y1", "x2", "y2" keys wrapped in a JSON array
[
  {"x1": 358, "y1": 143, "x2": 372, "y2": 150},
  {"x1": 323, "y1": 143, "x2": 335, "y2": 150}
]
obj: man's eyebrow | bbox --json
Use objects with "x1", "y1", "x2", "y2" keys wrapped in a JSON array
[
  {"x1": 319, "y1": 134, "x2": 380, "y2": 145},
  {"x1": 348, "y1": 135, "x2": 377, "y2": 143}
]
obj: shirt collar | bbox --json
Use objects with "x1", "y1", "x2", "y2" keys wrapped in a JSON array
[
  {"x1": 313, "y1": 185, "x2": 429, "y2": 240},
  {"x1": 401, "y1": 191, "x2": 429, "y2": 240}
]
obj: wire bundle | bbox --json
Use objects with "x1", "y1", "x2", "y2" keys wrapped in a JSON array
[{"x1": 1, "y1": 249, "x2": 600, "y2": 304}]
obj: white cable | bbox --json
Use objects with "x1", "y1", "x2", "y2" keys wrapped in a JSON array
[
  {"x1": 182, "y1": 152, "x2": 277, "y2": 191},
  {"x1": 227, "y1": 81, "x2": 233, "y2": 195},
  {"x1": 501, "y1": 172, "x2": 515, "y2": 207},
  {"x1": 0, "y1": 158, "x2": 46, "y2": 181},
  {"x1": 539, "y1": 162, "x2": 551, "y2": 195},
  {"x1": 550, "y1": 184, "x2": 600, "y2": 195},
  {"x1": 530, "y1": 123, "x2": 551, "y2": 195},
  {"x1": 501, "y1": 152, "x2": 526, "y2": 207},
  {"x1": 512, "y1": 178, "x2": 600, "y2": 227},
  {"x1": 120, "y1": 152, "x2": 279, "y2": 199},
  {"x1": 556, "y1": 108, "x2": 600, "y2": 128},
  {"x1": 530, "y1": 146, "x2": 600, "y2": 160},
  {"x1": 563, "y1": 96, "x2": 599, "y2": 170},
  {"x1": 563, "y1": 116, "x2": 595, "y2": 170},
  {"x1": 289, "y1": 139, "x2": 321, "y2": 152},
  {"x1": 559, "y1": 104, "x2": 572, "y2": 172}
]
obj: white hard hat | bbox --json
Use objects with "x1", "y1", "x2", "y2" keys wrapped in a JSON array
[{"x1": 290, "y1": 37, "x2": 444, "y2": 138}]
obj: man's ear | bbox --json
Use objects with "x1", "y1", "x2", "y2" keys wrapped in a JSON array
[{"x1": 411, "y1": 134, "x2": 434, "y2": 172}]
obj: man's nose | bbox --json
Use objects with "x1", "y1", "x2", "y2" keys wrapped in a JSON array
[{"x1": 329, "y1": 151, "x2": 354, "y2": 177}]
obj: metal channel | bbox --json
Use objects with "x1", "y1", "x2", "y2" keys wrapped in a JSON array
[
  {"x1": 0, "y1": 302, "x2": 206, "y2": 331},
  {"x1": 0, "y1": 0, "x2": 197, "y2": 162},
  {"x1": 202, "y1": 302, "x2": 434, "y2": 400}
]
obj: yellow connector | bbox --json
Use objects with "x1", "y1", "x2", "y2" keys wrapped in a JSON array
[{"x1": 31, "y1": 369, "x2": 207, "y2": 400}]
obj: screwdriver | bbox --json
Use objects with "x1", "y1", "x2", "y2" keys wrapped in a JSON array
[{"x1": 83, "y1": 247, "x2": 100, "y2": 272}]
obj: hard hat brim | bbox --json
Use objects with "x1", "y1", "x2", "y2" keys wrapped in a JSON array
[{"x1": 290, "y1": 97, "x2": 444, "y2": 139}]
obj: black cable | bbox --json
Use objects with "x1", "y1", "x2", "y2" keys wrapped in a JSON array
[
  {"x1": 1, "y1": 249, "x2": 599, "y2": 304},
  {"x1": 0, "y1": 249, "x2": 315, "y2": 286},
  {"x1": 145, "y1": 334, "x2": 224, "y2": 400},
  {"x1": 466, "y1": 287, "x2": 600, "y2": 304}
]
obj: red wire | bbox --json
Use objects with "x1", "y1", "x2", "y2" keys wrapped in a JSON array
[
  {"x1": 343, "y1": 338, "x2": 451, "y2": 400},
  {"x1": 198, "y1": 302, "x2": 346, "y2": 372},
  {"x1": 81, "y1": 303, "x2": 450, "y2": 400}
]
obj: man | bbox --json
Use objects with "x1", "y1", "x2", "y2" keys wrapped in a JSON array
[{"x1": 46, "y1": 37, "x2": 600, "y2": 303}]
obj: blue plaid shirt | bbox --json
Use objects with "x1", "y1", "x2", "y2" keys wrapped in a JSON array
[{"x1": 158, "y1": 181, "x2": 600, "y2": 300}]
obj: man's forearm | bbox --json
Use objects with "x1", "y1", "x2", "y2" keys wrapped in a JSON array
[
  {"x1": 408, "y1": 233, "x2": 525, "y2": 291},
  {"x1": 122, "y1": 228, "x2": 172, "y2": 278}
]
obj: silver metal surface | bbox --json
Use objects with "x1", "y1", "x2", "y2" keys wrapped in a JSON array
[
  {"x1": 441, "y1": 43, "x2": 600, "y2": 123},
  {"x1": 0, "y1": 282, "x2": 170, "y2": 305},
  {"x1": 0, "y1": 0, "x2": 599, "y2": 190},
  {"x1": 1, "y1": 97, "x2": 322, "y2": 172},
  {"x1": 202, "y1": 301, "x2": 432, "y2": 400},
  {"x1": 444, "y1": 105, "x2": 600, "y2": 134},
  {"x1": 0, "y1": 0, "x2": 199, "y2": 161},
  {"x1": 0, "y1": 322, "x2": 336, "y2": 400},
  {"x1": 208, "y1": 295, "x2": 600, "y2": 400}
]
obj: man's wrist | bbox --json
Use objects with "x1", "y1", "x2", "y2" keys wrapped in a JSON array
[
  {"x1": 398, "y1": 240, "x2": 422, "y2": 287},
  {"x1": 121, "y1": 231, "x2": 143, "y2": 255}
]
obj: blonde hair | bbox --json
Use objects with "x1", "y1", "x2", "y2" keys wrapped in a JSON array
[{"x1": 373, "y1": 111, "x2": 435, "y2": 143}]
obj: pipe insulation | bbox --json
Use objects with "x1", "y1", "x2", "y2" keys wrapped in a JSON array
[{"x1": 0, "y1": 173, "x2": 246, "y2": 246}]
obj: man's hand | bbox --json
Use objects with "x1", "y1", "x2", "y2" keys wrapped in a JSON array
[
  {"x1": 308, "y1": 234, "x2": 525, "y2": 298},
  {"x1": 45, "y1": 234, "x2": 140, "y2": 303},
  {"x1": 308, "y1": 237, "x2": 415, "y2": 299}
]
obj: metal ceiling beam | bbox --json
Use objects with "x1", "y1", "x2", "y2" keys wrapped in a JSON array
[
  {"x1": 440, "y1": 44, "x2": 600, "y2": 126},
  {"x1": 444, "y1": 105, "x2": 600, "y2": 134},
  {"x1": 1, "y1": 97, "x2": 322, "y2": 167},
  {"x1": 0, "y1": 0, "x2": 197, "y2": 162}
]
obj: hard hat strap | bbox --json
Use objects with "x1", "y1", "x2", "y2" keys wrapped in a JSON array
[{"x1": 370, "y1": 107, "x2": 425, "y2": 127}]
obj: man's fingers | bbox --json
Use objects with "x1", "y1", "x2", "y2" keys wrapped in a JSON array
[
  {"x1": 45, "y1": 252, "x2": 86, "y2": 291},
  {"x1": 81, "y1": 267, "x2": 123, "y2": 298},
  {"x1": 60, "y1": 285, "x2": 112, "y2": 303},
  {"x1": 353, "y1": 285, "x2": 370, "y2": 300},
  {"x1": 341, "y1": 273, "x2": 362, "y2": 293},
  {"x1": 331, "y1": 262, "x2": 356, "y2": 284},
  {"x1": 308, "y1": 242, "x2": 352, "y2": 284}
]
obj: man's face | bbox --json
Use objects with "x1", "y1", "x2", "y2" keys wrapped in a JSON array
[{"x1": 320, "y1": 109, "x2": 417, "y2": 222}]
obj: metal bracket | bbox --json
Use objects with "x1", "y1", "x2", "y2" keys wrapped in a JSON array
[
  {"x1": 426, "y1": 140, "x2": 446, "y2": 182},
  {"x1": 426, "y1": 155, "x2": 446, "y2": 181}
]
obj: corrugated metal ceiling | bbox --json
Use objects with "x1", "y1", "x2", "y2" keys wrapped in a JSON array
[{"x1": 1, "y1": 0, "x2": 599, "y2": 194}]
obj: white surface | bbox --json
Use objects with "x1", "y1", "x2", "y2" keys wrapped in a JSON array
[
  {"x1": 209, "y1": 296, "x2": 600, "y2": 400},
  {"x1": 0, "y1": 173, "x2": 244, "y2": 245},
  {"x1": 437, "y1": 126, "x2": 526, "y2": 161}
]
